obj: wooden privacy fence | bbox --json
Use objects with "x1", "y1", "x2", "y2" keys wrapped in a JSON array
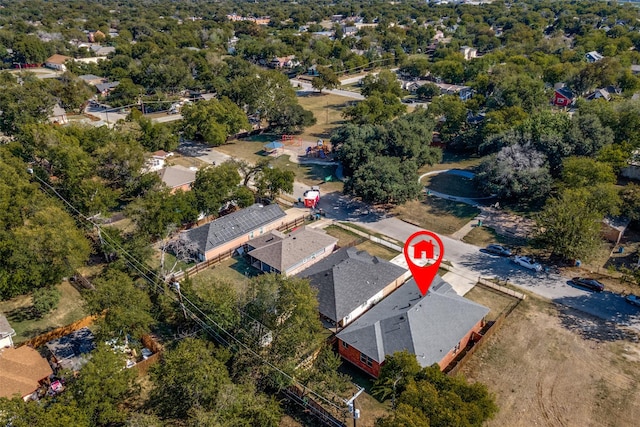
[
  {"x1": 170, "y1": 215, "x2": 307, "y2": 282},
  {"x1": 18, "y1": 314, "x2": 101, "y2": 349}
]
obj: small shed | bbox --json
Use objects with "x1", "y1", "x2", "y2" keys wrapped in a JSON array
[{"x1": 602, "y1": 216, "x2": 631, "y2": 246}]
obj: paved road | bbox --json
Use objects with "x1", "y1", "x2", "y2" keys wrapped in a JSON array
[
  {"x1": 175, "y1": 142, "x2": 640, "y2": 331},
  {"x1": 291, "y1": 79, "x2": 364, "y2": 100},
  {"x1": 84, "y1": 104, "x2": 128, "y2": 127},
  {"x1": 152, "y1": 113, "x2": 183, "y2": 123},
  {"x1": 346, "y1": 216, "x2": 640, "y2": 331}
]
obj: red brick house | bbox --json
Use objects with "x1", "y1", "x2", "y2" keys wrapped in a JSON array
[
  {"x1": 552, "y1": 87, "x2": 575, "y2": 107},
  {"x1": 181, "y1": 203, "x2": 286, "y2": 262},
  {"x1": 336, "y1": 277, "x2": 489, "y2": 378}
]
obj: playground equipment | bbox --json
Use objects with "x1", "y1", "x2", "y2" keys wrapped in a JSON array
[{"x1": 305, "y1": 139, "x2": 331, "y2": 158}]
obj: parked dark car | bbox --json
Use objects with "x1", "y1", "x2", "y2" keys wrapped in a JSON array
[
  {"x1": 484, "y1": 244, "x2": 512, "y2": 257},
  {"x1": 570, "y1": 277, "x2": 604, "y2": 292}
]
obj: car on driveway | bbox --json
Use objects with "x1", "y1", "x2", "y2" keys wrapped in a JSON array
[
  {"x1": 484, "y1": 244, "x2": 512, "y2": 257},
  {"x1": 570, "y1": 277, "x2": 604, "y2": 292},
  {"x1": 512, "y1": 256, "x2": 543, "y2": 272},
  {"x1": 626, "y1": 294, "x2": 640, "y2": 307}
]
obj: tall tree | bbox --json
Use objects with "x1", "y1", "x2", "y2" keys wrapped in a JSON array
[{"x1": 192, "y1": 162, "x2": 242, "y2": 217}]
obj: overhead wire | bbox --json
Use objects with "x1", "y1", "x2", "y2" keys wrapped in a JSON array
[{"x1": 31, "y1": 171, "x2": 345, "y2": 412}]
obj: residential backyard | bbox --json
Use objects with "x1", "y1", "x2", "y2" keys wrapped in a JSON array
[
  {"x1": 0, "y1": 280, "x2": 88, "y2": 344},
  {"x1": 324, "y1": 225, "x2": 400, "y2": 260}
]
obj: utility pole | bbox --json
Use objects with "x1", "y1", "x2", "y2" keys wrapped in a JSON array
[{"x1": 345, "y1": 386, "x2": 364, "y2": 427}]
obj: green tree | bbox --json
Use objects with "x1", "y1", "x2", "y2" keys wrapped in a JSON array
[
  {"x1": 361, "y1": 69, "x2": 404, "y2": 97},
  {"x1": 87, "y1": 269, "x2": 155, "y2": 339},
  {"x1": 255, "y1": 167, "x2": 295, "y2": 200},
  {"x1": 267, "y1": 99, "x2": 316, "y2": 134},
  {"x1": 621, "y1": 183, "x2": 640, "y2": 221},
  {"x1": 49, "y1": 72, "x2": 95, "y2": 112},
  {"x1": 67, "y1": 343, "x2": 137, "y2": 426},
  {"x1": 346, "y1": 157, "x2": 422, "y2": 205},
  {"x1": 150, "y1": 338, "x2": 232, "y2": 419},
  {"x1": 0, "y1": 75, "x2": 55, "y2": 135},
  {"x1": 475, "y1": 144, "x2": 552, "y2": 203},
  {"x1": 181, "y1": 97, "x2": 250, "y2": 145},
  {"x1": 342, "y1": 92, "x2": 406, "y2": 125},
  {"x1": 192, "y1": 162, "x2": 242, "y2": 217},
  {"x1": 416, "y1": 82, "x2": 440, "y2": 100},
  {"x1": 311, "y1": 66, "x2": 340, "y2": 93},
  {"x1": 372, "y1": 350, "x2": 422, "y2": 403},
  {"x1": 0, "y1": 398, "x2": 89, "y2": 427},
  {"x1": 535, "y1": 189, "x2": 604, "y2": 262},
  {"x1": 561, "y1": 157, "x2": 616, "y2": 189},
  {"x1": 32, "y1": 286, "x2": 61, "y2": 317},
  {"x1": 375, "y1": 361, "x2": 497, "y2": 427}
]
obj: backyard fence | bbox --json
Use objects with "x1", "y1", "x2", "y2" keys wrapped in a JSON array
[
  {"x1": 332, "y1": 222, "x2": 403, "y2": 252},
  {"x1": 477, "y1": 278, "x2": 527, "y2": 300},
  {"x1": 18, "y1": 313, "x2": 102, "y2": 349},
  {"x1": 170, "y1": 215, "x2": 307, "y2": 282}
]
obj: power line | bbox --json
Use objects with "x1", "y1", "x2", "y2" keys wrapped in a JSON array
[{"x1": 30, "y1": 172, "x2": 346, "y2": 414}]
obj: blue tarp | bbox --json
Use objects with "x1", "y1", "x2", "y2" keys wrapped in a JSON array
[{"x1": 264, "y1": 141, "x2": 284, "y2": 150}]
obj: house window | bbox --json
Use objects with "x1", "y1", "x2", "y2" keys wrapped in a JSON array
[
  {"x1": 249, "y1": 231, "x2": 254, "y2": 238},
  {"x1": 360, "y1": 353, "x2": 373, "y2": 367},
  {"x1": 342, "y1": 341, "x2": 349, "y2": 349},
  {"x1": 453, "y1": 341, "x2": 461, "y2": 354},
  {"x1": 259, "y1": 227, "x2": 264, "y2": 235}
]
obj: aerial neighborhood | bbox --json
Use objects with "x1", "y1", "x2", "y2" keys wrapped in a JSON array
[{"x1": 2, "y1": 0, "x2": 640, "y2": 426}]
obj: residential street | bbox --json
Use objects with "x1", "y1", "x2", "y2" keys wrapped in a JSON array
[
  {"x1": 290, "y1": 79, "x2": 365, "y2": 100},
  {"x1": 178, "y1": 142, "x2": 640, "y2": 332}
]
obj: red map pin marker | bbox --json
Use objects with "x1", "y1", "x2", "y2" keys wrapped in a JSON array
[{"x1": 403, "y1": 230, "x2": 445, "y2": 296}]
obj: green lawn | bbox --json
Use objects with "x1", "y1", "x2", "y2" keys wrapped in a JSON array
[
  {"x1": 190, "y1": 256, "x2": 259, "y2": 297},
  {"x1": 0, "y1": 281, "x2": 88, "y2": 344},
  {"x1": 424, "y1": 173, "x2": 479, "y2": 199},
  {"x1": 463, "y1": 226, "x2": 528, "y2": 248},
  {"x1": 271, "y1": 155, "x2": 343, "y2": 192},
  {"x1": 393, "y1": 198, "x2": 480, "y2": 236}
]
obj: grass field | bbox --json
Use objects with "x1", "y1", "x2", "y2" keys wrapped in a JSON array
[
  {"x1": 418, "y1": 152, "x2": 484, "y2": 175},
  {"x1": 424, "y1": 173, "x2": 479, "y2": 198},
  {"x1": 271, "y1": 155, "x2": 343, "y2": 192},
  {"x1": 393, "y1": 198, "x2": 480, "y2": 236},
  {"x1": 296, "y1": 92, "x2": 352, "y2": 141},
  {"x1": 0, "y1": 281, "x2": 88, "y2": 344},
  {"x1": 463, "y1": 226, "x2": 527, "y2": 248}
]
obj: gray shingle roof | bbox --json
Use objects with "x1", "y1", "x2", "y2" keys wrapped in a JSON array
[
  {"x1": 183, "y1": 203, "x2": 286, "y2": 254},
  {"x1": 95, "y1": 81, "x2": 119, "y2": 92},
  {"x1": 297, "y1": 247, "x2": 407, "y2": 323},
  {"x1": 157, "y1": 165, "x2": 196, "y2": 189},
  {"x1": 336, "y1": 277, "x2": 490, "y2": 367},
  {"x1": 247, "y1": 226, "x2": 338, "y2": 273}
]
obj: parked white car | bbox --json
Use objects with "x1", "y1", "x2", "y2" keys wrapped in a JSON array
[{"x1": 512, "y1": 256, "x2": 543, "y2": 272}]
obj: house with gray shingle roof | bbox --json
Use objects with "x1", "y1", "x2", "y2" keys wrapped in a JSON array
[
  {"x1": 182, "y1": 203, "x2": 286, "y2": 261},
  {"x1": 246, "y1": 226, "x2": 337, "y2": 276},
  {"x1": 156, "y1": 165, "x2": 197, "y2": 193},
  {"x1": 297, "y1": 247, "x2": 407, "y2": 327},
  {"x1": 335, "y1": 277, "x2": 489, "y2": 378}
]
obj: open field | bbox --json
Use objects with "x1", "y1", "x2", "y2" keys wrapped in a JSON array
[
  {"x1": 418, "y1": 152, "x2": 484, "y2": 176},
  {"x1": 271, "y1": 155, "x2": 343, "y2": 192},
  {"x1": 0, "y1": 281, "x2": 88, "y2": 344},
  {"x1": 424, "y1": 172, "x2": 479, "y2": 198},
  {"x1": 463, "y1": 226, "x2": 527, "y2": 249},
  {"x1": 392, "y1": 198, "x2": 480, "y2": 236},
  {"x1": 296, "y1": 92, "x2": 352, "y2": 141},
  {"x1": 461, "y1": 293, "x2": 640, "y2": 427}
]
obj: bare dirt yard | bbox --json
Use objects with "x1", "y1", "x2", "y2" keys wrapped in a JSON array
[{"x1": 461, "y1": 294, "x2": 640, "y2": 427}]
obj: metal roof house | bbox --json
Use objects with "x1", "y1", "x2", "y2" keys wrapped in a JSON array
[
  {"x1": 181, "y1": 203, "x2": 287, "y2": 261},
  {"x1": 336, "y1": 277, "x2": 489, "y2": 378},
  {"x1": 246, "y1": 226, "x2": 338, "y2": 276},
  {"x1": 297, "y1": 247, "x2": 408, "y2": 328}
]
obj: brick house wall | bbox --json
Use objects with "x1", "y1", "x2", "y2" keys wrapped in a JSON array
[
  {"x1": 436, "y1": 318, "x2": 485, "y2": 370},
  {"x1": 202, "y1": 220, "x2": 287, "y2": 261},
  {"x1": 337, "y1": 339, "x2": 381, "y2": 378}
]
